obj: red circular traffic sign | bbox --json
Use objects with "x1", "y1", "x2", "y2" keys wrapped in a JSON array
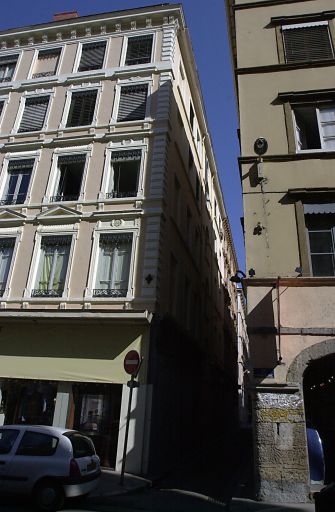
[{"x1": 124, "y1": 350, "x2": 141, "y2": 375}]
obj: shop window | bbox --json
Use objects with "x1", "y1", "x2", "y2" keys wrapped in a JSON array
[
  {"x1": 294, "y1": 105, "x2": 335, "y2": 151},
  {"x1": 0, "y1": 238, "x2": 15, "y2": 296},
  {"x1": 78, "y1": 41, "x2": 106, "y2": 72},
  {"x1": 32, "y1": 48, "x2": 61, "y2": 78},
  {"x1": 32, "y1": 235, "x2": 71, "y2": 297},
  {"x1": 107, "y1": 149, "x2": 141, "y2": 198},
  {"x1": 306, "y1": 212, "x2": 335, "y2": 276},
  {"x1": 50, "y1": 154, "x2": 86, "y2": 202},
  {"x1": 93, "y1": 233, "x2": 133, "y2": 297},
  {"x1": 125, "y1": 34, "x2": 153, "y2": 66},
  {"x1": 117, "y1": 84, "x2": 148, "y2": 122},
  {"x1": 0, "y1": 54, "x2": 19, "y2": 82},
  {"x1": 18, "y1": 96, "x2": 50, "y2": 133},
  {"x1": 282, "y1": 22, "x2": 334, "y2": 64},
  {"x1": 16, "y1": 431, "x2": 58, "y2": 456},
  {"x1": 1, "y1": 158, "x2": 34, "y2": 205},
  {"x1": 66, "y1": 90, "x2": 97, "y2": 127}
]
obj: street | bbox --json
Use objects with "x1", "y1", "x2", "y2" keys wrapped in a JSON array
[{"x1": 0, "y1": 488, "x2": 315, "y2": 512}]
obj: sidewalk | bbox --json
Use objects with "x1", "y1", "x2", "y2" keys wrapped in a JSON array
[{"x1": 90, "y1": 468, "x2": 151, "y2": 497}]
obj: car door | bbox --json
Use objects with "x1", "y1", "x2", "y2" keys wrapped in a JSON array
[{"x1": 0, "y1": 427, "x2": 22, "y2": 493}]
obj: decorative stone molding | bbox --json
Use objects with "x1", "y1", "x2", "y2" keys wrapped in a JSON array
[
  {"x1": 100, "y1": 25, "x2": 106, "y2": 35},
  {"x1": 1, "y1": 41, "x2": 7, "y2": 49},
  {"x1": 28, "y1": 37, "x2": 34, "y2": 45},
  {"x1": 85, "y1": 27, "x2": 92, "y2": 37},
  {"x1": 131, "y1": 21, "x2": 136, "y2": 31},
  {"x1": 156, "y1": 72, "x2": 173, "y2": 121},
  {"x1": 115, "y1": 23, "x2": 121, "y2": 32},
  {"x1": 149, "y1": 134, "x2": 169, "y2": 199},
  {"x1": 42, "y1": 34, "x2": 48, "y2": 43},
  {"x1": 71, "y1": 30, "x2": 76, "y2": 39},
  {"x1": 160, "y1": 21, "x2": 178, "y2": 62},
  {"x1": 287, "y1": 338, "x2": 335, "y2": 384},
  {"x1": 14, "y1": 39, "x2": 20, "y2": 48},
  {"x1": 141, "y1": 215, "x2": 164, "y2": 299},
  {"x1": 146, "y1": 19, "x2": 152, "y2": 28},
  {"x1": 56, "y1": 32, "x2": 62, "y2": 41}
]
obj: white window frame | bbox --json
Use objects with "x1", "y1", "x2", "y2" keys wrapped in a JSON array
[
  {"x1": 73, "y1": 38, "x2": 110, "y2": 73},
  {"x1": 86, "y1": 226, "x2": 139, "y2": 301},
  {"x1": 120, "y1": 31, "x2": 156, "y2": 67},
  {"x1": 306, "y1": 218, "x2": 335, "y2": 277},
  {"x1": 293, "y1": 104, "x2": 335, "y2": 153},
  {"x1": 99, "y1": 140, "x2": 147, "y2": 200},
  {"x1": 27, "y1": 44, "x2": 65, "y2": 80},
  {"x1": 25, "y1": 226, "x2": 78, "y2": 300},
  {"x1": 0, "y1": 94, "x2": 9, "y2": 129},
  {"x1": 0, "y1": 150, "x2": 40, "y2": 206},
  {"x1": 11, "y1": 89, "x2": 54, "y2": 135},
  {"x1": 0, "y1": 50, "x2": 22, "y2": 84},
  {"x1": 59, "y1": 83, "x2": 102, "y2": 130},
  {"x1": 0, "y1": 228, "x2": 22, "y2": 300},
  {"x1": 111, "y1": 77, "x2": 153, "y2": 125},
  {"x1": 43, "y1": 145, "x2": 92, "y2": 204}
]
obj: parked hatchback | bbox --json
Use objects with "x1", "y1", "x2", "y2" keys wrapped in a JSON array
[{"x1": 0, "y1": 425, "x2": 100, "y2": 511}]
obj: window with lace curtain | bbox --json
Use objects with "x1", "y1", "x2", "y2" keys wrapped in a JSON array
[
  {"x1": 93, "y1": 233, "x2": 133, "y2": 298},
  {"x1": 32, "y1": 235, "x2": 72, "y2": 297}
]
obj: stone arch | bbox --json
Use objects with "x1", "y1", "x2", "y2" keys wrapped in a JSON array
[{"x1": 287, "y1": 338, "x2": 335, "y2": 384}]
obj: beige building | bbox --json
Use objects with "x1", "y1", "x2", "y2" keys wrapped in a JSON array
[
  {"x1": 226, "y1": 0, "x2": 335, "y2": 503},
  {"x1": 0, "y1": 5, "x2": 238, "y2": 476}
]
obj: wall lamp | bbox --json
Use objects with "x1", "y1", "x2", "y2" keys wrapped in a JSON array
[{"x1": 230, "y1": 270, "x2": 246, "y2": 283}]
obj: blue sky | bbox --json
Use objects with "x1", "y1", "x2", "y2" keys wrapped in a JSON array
[{"x1": 0, "y1": 0, "x2": 244, "y2": 268}]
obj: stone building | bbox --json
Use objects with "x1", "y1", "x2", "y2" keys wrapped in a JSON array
[
  {"x1": 226, "y1": 0, "x2": 335, "y2": 503},
  {"x1": 0, "y1": 5, "x2": 238, "y2": 477}
]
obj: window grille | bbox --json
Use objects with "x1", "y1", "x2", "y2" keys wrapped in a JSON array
[
  {"x1": 283, "y1": 24, "x2": 334, "y2": 63},
  {"x1": 66, "y1": 90, "x2": 97, "y2": 127},
  {"x1": 125, "y1": 35, "x2": 153, "y2": 66},
  {"x1": 78, "y1": 42, "x2": 106, "y2": 71},
  {"x1": 117, "y1": 84, "x2": 148, "y2": 122},
  {"x1": 18, "y1": 96, "x2": 49, "y2": 133}
]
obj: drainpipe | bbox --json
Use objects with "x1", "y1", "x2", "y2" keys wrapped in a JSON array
[{"x1": 276, "y1": 276, "x2": 282, "y2": 364}]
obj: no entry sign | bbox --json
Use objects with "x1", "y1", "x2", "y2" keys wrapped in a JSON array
[{"x1": 123, "y1": 350, "x2": 141, "y2": 375}]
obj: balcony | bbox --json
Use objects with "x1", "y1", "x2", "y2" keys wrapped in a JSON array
[
  {"x1": 31, "y1": 288, "x2": 63, "y2": 298},
  {"x1": 93, "y1": 289, "x2": 127, "y2": 298}
]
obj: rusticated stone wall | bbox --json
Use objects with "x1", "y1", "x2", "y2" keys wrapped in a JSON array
[{"x1": 253, "y1": 389, "x2": 310, "y2": 503}]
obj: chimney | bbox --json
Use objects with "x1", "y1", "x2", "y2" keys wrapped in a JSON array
[{"x1": 53, "y1": 11, "x2": 79, "y2": 22}]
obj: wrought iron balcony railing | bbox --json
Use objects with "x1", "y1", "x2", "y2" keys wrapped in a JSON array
[
  {"x1": 105, "y1": 191, "x2": 137, "y2": 199},
  {"x1": 49, "y1": 194, "x2": 79, "y2": 202},
  {"x1": 31, "y1": 288, "x2": 64, "y2": 297},
  {"x1": 93, "y1": 288, "x2": 127, "y2": 298}
]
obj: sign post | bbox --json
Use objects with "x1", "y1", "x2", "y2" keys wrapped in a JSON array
[{"x1": 120, "y1": 350, "x2": 142, "y2": 486}]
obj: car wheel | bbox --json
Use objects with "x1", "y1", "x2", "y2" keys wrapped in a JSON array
[{"x1": 33, "y1": 480, "x2": 65, "y2": 512}]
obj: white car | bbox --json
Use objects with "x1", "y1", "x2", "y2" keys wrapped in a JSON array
[{"x1": 0, "y1": 424, "x2": 100, "y2": 511}]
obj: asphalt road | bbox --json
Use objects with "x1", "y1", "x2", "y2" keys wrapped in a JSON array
[{"x1": 0, "y1": 488, "x2": 315, "y2": 512}]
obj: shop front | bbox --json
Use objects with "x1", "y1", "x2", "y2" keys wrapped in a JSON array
[{"x1": 0, "y1": 312, "x2": 151, "y2": 470}]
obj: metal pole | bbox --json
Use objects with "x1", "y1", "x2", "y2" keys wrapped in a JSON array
[{"x1": 120, "y1": 374, "x2": 135, "y2": 486}]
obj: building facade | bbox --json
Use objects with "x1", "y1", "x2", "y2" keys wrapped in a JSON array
[
  {"x1": 226, "y1": 0, "x2": 335, "y2": 503},
  {"x1": 0, "y1": 5, "x2": 238, "y2": 477}
]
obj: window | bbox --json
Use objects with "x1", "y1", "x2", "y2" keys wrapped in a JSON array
[
  {"x1": 0, "y1": 428, "x2": 19, "y2": 454},
  {"x1": 0, "y1": 100, "x2": 4, "y2": 117},
  {"x1": 195, "y1": 174, "x2": 200, "y2": 202},
  {"x1": 94, "y1": 233, "x2": 133, "y2": 297},
  {"x1": 32, "y1": 48, "x2": 61, "y2": 79},
  {"x1": 32, "y1": 235, "x2": 71, "y2": 297},
  {"x1": 282, "y1": 23, "x2": 334, "y2": 63},
  {"x1": 189, "y1": 103, "x2": 195, "y2": 132},
  {"x1": 1, "y1": 159, "x2": 34, "y2": 205},
  {"x1": 18, "y1": 96, "x2": 49, "y2": 133},
  {"x1": 125, "y1": 34, "x2": 153, "y2": 66},
  {"x1": 0, "y1": 238, "x2": 15, "y2": 296},
  {"x1": 16, "y1": 431, "x2": 58, "y2": 456},
  {"x1": 66, "y1": 90, "x2": 97, "y2": 127},
  {"x1": 107, "y1": 150, "x2": 141, "y2": 198},
  {"x1": 306, "y1": 212, "x2": 335, "y2": 276},
  {"x1": 173, "y1": 175, "x2": 180, "y2": 221},
  {"x1": 188, "y1": 147, "x2": 194, "y2": 171},
  {"x1": 64, "y1": 432, "x2": 95, "y2": 458},
  {"x1": 117, "y1": 84, "x2": 148, "y2": 122},
  {"x1": 50, "y1": 154, "x2": 86, "y2": 202},
  {"x1": 78, "y1": 41, "x2": 106, "y2": 72},
  {"x1": 0, "y1": 54, "x2": 18, "y2": 82},
  {"x1": 294, "y1": 105, "x2": 335, "y2": 151}
]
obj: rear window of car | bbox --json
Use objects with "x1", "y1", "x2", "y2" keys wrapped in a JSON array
[
  {"x1": 16, "y1": 431, "x2": 58, "y2": 456},
  {"x1": 0, "y1": 429, "x2": 19, "y2": 454},
  {"x1": 65, "y1": 432, "x2": 95, "y2": 458}
]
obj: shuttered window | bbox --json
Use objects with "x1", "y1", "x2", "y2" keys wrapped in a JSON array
[
  {"x1": 18, "y1": 96, "x2": 49, "y2": 133},
  {"x1": 78, "y1": 42, "x2": 106, "y2": 72},
  {"x1": 32, "y1": 48, "x2": 61, "y2": 78},
  {"x1": 283, "y1": 24, "x2": 334, "y2": 63},
  {"x1": 66, "y1": 90, "x2": 97, "y2": 127},
  {"x1": 117, "y1": 84, "x2": 148, "y2": 122},
  {"x1": 125, "y1": 35, "x2": 153, "y2": 66},
  {"x1": 0, "y1": 54, "x2": 18, "y2": 82}
]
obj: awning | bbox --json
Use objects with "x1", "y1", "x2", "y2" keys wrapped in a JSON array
[
  {"x1": 304, "y1": 203, "x2": 335, "y2": 214},
  {"x1": 282, "y1": 21, "x2": 328, "y2": 30}
]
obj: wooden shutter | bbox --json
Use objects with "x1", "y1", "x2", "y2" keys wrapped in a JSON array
[
  {"x1": 283, "y1": 25, "x2": 334, "y2": 63},
  {"x1": 66, "y1": 90, "x2": 97, "y2": 127},
  {"x1": 78, "y1": 42, "x2": 106, "y2": 71},
  {"x1": 125, "y1": 35, "x2": 153, "y2": 65},
  {"x1": 117, "y1": 84, "x2": 148, "y2": 122},
  {"x1": 18, "y1": 96, "x2": 49, "y2": 133},
  {"x1": 33, "y1": 48, "x2": 61, "y2": 78}
]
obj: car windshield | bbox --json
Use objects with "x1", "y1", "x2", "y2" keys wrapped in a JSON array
[
  {"x1": 0, "y1": 428, "x2": 19, "y2": 454},
  {"x1": 64, "y1": 432, "x2": 95, "y2": 458}
]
